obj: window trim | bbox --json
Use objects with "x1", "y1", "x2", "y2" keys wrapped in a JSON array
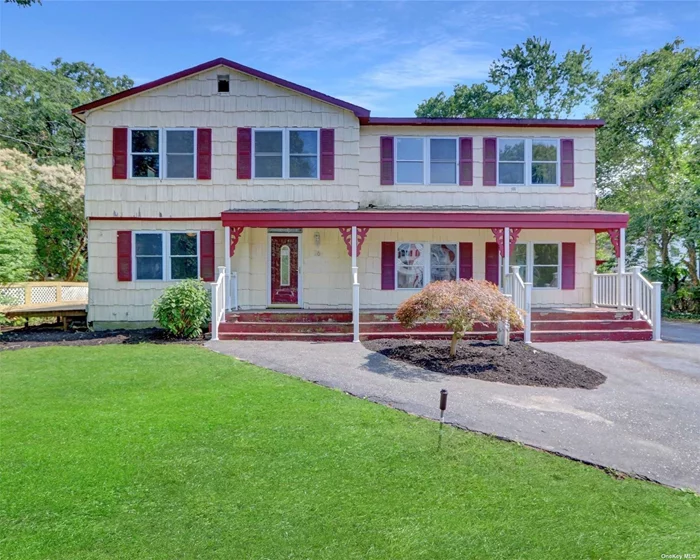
[
  {"x1": 128, "y1": 128, "x2": 161, "y2": 179},
  {"x1": 395, "y1": 241, "x2": 459, "y2": 290},
  {"x1": 252, "y1": 128, "x2": 320, "y2": 180},
  {"x1": 394, "y1": 137, "x2": 459, "y2": 186},
  {"x1": 511, "y1": 241, "x2": 562, "y2": 290},
  {"x1": 132, "y1": 230, "x2": 201, "y2": 282},
  {"x1": 496, "y1": 138, "x2": 560, "y2": 187},
  {"x1": 128, "y1": 128, "x2": 198, "y2": 180}
]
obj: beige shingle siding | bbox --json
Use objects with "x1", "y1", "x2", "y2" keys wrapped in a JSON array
[
  {"x1": 88, "y1": 220, "x2": 225, "y2": 324},
  {"x1": 84, "y1": 67, "x2": 361, "y2": 218},
  {"x1": 359, "y1": 126, "x2": 596, "y2": 210}
]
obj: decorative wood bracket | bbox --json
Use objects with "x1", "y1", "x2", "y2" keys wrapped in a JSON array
[
  {"x1": 608, "y1": 228, "x2": 621, "y2": 258},
  {"x1": 338, "y1": 227, "x2": 370, "y2": 256},
  {"x1": 491, "y1": 227, "x2": 506, "y2": 257},
  {"x1": 229, "y1": 226, "x2": 245, "y2": 257},
  {"x1": 509, "y1": 228, "x2": 522, "y2": 256}
]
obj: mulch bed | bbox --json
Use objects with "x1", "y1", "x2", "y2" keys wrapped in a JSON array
[
  {"x1": 363, "y1": 339, "x2": 606, "y2": 389},
  {"x1": 0, "y1": 325, "x2": 205, "y2": 352}
]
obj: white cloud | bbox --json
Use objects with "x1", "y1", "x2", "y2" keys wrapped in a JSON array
[
  {"x1": 584, "y1": 1, "x2": 639, "y2": 18},
  {"x1": 618, "y1": 15, "x2": 673, "y2": 36},
  {"x1": 362, "y1": 40, "x2": 492, "y2": 90},
  {"x1": 204, "y1": 22, "x2": 245, "y2": 37}
]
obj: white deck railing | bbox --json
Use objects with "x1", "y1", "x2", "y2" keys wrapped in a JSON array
[
  {"x1": 505, "y1": 266, "x2": 532, "y2": 344},
  {"x1": 592, "y1": 266, "x2": 662, "y2": 341},
  {"x1": 210, "y1": 266, "x2": 227, "y2": 341}
]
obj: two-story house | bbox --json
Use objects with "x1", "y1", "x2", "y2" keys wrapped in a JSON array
[{"x1": 72, "y1": 58, "x2": 658, "y2": 342}]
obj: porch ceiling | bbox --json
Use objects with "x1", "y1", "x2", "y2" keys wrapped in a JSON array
[{"x1": 220, "y1": 209, "x2": 629, "y2": 230}]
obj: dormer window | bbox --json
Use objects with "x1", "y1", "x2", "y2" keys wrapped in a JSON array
[{"x1": 217, "y1": 75, "x2": 230, "y2": 93}]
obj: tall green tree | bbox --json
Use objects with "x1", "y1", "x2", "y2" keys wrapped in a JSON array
[
  {"x1": 595, "y1": 39, "x2": 700, "y2": 283},
  {"x1": 416, "y1": 37, "x2": 598, "y2": 118},
  {"x1": 0, "y1": 51, "x2": 132, "y2": 164}
]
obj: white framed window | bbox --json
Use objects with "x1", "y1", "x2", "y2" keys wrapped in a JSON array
[
  {"x1": 497, "y1": 138, "x2": 559, "y2": 186},
  {"x1": 429, "y1": 138, "x2": 458, "y2": 184},
  {"x1": 169, "y1": 232, "x2": 199, "y2": 279},
  {"x1": 129, "y1": 128, "x2": 198, "y2": 179},
  {"x1": 165, "y1": 129, "x2": 196, "y2": 179},
  {"x1": 395, "y1": 137, "x2": 458, "y2": 185},
  {"x1": 396, "y1": 138, "x2": 424, "y2": 184},
  {"x1": 253, "y1": 129, "x2": 319, "y2": 179},
  {"x1": 134, "y1": 232, "x2": 165, "y2": 280},
  {"x1": 133, "y1": 231, "x2": 200, "y2": 281},
  {"x1": 130, "y1": 129, "x2": 161, "y2": 178},
  {"x1": 396, "y1": 242, "x2": 458, "y2": 289},
  {"x1": 511, "y1": 242, "x2": 561, "y2": 289}
]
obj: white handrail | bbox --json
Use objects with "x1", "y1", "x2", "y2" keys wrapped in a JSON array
[
  {"x1": 592, "y1": 267, "x2": 662, "y2": 341},
  {"x1": 507, "y1": 266, "x2": 532, "y2": 344},
  {"x1": 210, "y1": 266, "x2": 226, "y2": 341}
]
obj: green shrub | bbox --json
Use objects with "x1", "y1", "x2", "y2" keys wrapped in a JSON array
[{"x1": 152, "y1": 279, "x2": 210, "y2": 339}]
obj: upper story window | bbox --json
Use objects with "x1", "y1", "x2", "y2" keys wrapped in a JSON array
[
  {"x1": 395, "y1": 137, "x2": 458, "y2": 185},
  {"x1": 129, "y1": 129, "x2": 196, "y2": 179},
  {"x1": 253, "y1": 129, "x2": 319, "y2": 179},
  {"x1": 498, "y1": 138, "x2": 559, "y2": 186},
  {"x1": 217, "y1": 74, "x2": 230, "y2": 93},
  {"x1": 133, "y1": 231, "x2": 200, "y2": 281}
]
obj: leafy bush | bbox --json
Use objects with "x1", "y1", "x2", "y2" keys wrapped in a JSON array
[
  {"x1": 396, "y1": 280, "x2": 523, "y2": 357},
  {"x1": 152, "y1": 279, "x2": 210, "y2": 339}
]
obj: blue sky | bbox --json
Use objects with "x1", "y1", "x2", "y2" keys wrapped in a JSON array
[{"x1": 1, "y1": 1, "x2": 698, "y2": 116}]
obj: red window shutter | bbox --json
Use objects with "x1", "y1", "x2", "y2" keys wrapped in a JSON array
[
  {"x1": 112, "y1": 128, "x2": 128, "y2": 180},
  {"x1": 381, "y1": 241, "x2": 395, "y2": 290},
  {"x1": 320, "y1": 128, "x2": 335, "y2": 180},
  {"x1": 380, "y1": 136, "x2": 394, "y2": 185},
  {"x1": 560, "y1": 138, "x2": 574, "y2": 187},
  {"x1": 458, "y1": 242, "x2": 473, "y2": 280},
  {"x1": 561, "y1": 242, "x2": 576, "y2": 289},
  {"x1": 237, "y1": 128, "x2": 252, "y2": 180},
  {"x1": 116, "y1": 230, "x2": 132, "y2": 281},
  {"x1": 459, "y1": 137, "x2": 473, "y2": 186},
  {"x1": 197, "y1": 128, "x2": 212, "y2": 180},
  {"x1": 200, "y1": 231, "x2": 216, "y2": 282},
  {"x1": 485, "y1": 242, "x2": 500, "y2": 285},
  {"x1": 483, "y1": 137, "x2": 497, "y2": 186}
]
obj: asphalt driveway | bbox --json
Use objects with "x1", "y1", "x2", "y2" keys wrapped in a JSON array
[{"x1": 207, "y1": 336, "x2": 700, "y2": 491}]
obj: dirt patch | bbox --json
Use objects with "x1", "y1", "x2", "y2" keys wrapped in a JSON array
[
  {"x1": 363, "y1": 339, "x2": 606, "y2": 389},
  {"x1": 0, "y1": 326, "x2": 205, "y2": 352}
]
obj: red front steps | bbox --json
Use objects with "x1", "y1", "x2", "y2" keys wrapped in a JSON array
[{"x1": 216, "y1": 308, "x2": 653, "y2": 342}]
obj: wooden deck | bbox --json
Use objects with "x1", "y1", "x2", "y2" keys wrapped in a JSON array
[{"x1": 1, "y1": 282, "x2": 88, "y2": 329}]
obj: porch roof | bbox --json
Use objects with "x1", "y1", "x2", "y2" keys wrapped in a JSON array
[{"x1": 220, "y1": 209, "x2": 629, "y2": 230}]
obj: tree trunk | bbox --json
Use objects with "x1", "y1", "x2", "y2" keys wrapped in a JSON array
[
  {"x1": 450, "y1": 332, "x2": 460, "y2": 358},
  {"x1": 661, "y1": 229, "x2": 671, "y2": 266},
  {"x1": 684, "y1": 240, "x2": 699, "y2": 285}
]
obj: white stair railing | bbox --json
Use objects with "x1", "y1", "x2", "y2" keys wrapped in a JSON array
[
  {"x1": 210, "y1": 266, "x2": 227, "y2": 341},
  {"x1": 506, "y1": 266, "x2": 532, "y2": 344},
  {"x1": 592, "y1": 267, "x2": 662, "y2": 341}
]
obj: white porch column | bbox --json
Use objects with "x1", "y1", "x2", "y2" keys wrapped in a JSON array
[
  {"x1": 618, "y1": 227, "x2": 626, "y2": 309},
  {"x1": 503, "y1": 226, "x2": 510, "y2": 293},
  {"x1": 224, "y1": 226, "x2": 231, "y2": 311},
  {"x1": 351, "y1": 226, "x2": 360, "y2": 343}
]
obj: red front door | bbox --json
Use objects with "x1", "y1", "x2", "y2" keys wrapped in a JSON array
[{"x1": 270, "y1": 236, "x2": 299, "y2": 305}]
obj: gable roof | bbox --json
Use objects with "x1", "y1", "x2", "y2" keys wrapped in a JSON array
[
  {"x1": 71, "y1": 58, "x2": 604, "y2": 129},
  {"x1": 71, "y1": 57, "x2": 371, "y2": 119}
]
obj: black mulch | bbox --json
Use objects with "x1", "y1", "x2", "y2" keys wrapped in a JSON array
[
  {"x1": 0, "y1": 326, "x2": 205, "y2": 352},
  {"x1": 363, "y1": 338, "x2": 606, "y2": 389}
]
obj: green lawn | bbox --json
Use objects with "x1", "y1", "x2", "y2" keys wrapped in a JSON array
[{"x1": 1, "y1": 346, "x2": 698, "y2": 559}]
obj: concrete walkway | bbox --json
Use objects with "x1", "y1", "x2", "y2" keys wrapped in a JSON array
[{"x1": 207, "y1": 338, "x2": 700, "y2": 491}]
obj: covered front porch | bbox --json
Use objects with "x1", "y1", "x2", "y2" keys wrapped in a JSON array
[{"x1": 208, "y1": 210, "x2": 659, "y2": 342}]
